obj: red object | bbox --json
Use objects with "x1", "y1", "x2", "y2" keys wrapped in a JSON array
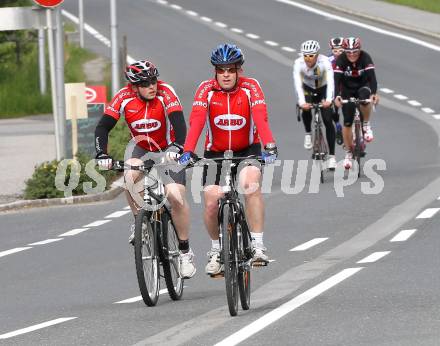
[
  {"x1": 33, "y1": 0, "x2": 64, "y2": 8},
  {"x1": 85, "y1": 86, "x2": 107, "y2": 104}
]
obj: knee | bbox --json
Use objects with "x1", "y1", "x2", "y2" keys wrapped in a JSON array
[{"x1": 205, "y1": 200, "x2": 219, "y2": 218}]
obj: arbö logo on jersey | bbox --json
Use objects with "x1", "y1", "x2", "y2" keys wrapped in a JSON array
[
  {"x1": 131, "y1": 119, "x2": 161, "y2": 133},
  {"x1": 214, "y1": 114, "x2": 246, "y2": 131}
]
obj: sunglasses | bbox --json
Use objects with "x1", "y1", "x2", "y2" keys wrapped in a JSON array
[
  {"x1": 332, "y1": 49, "x2": 344, "y2": 55},
  {"x1": 136, "y1": 77, "x2": 157, "y2": 88},
  {"x1": 215, "y1": 67, "x2": 239, "y2": 74},
  {"x1": 303, "y1": 54, "x2": 317, "y2": 59}
]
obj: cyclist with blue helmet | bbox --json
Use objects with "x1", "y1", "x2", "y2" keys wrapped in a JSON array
[{"x1": 180, "y1": 43, "x2": 277, "y2": 274}]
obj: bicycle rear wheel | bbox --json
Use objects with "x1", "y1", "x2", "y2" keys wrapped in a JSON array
[
  {"x1": 161, "y1": 211, "x2": 184, "y2": 301},
  {"x1": 238, "y1": 219, "x2": 251, "y2": 310},
  {"x1": 354, "y1": 122, "x2": 362, "y2": 178},
  {"x1": 134, "y1": 209, "x2": 160, "y2": 306},
  {"x1": 313, "y1": 126, "x2": 326, "y2": 183},
  {"x1": 221, "y1": 203, "x2": 239, "y2": 316}
]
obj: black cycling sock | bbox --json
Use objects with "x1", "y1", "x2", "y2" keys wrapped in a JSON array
[{"x1": 178, "y1": 240, "x2": 189, "y2": 252}]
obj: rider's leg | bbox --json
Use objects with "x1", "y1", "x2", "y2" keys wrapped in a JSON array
[
  {"x1": 341, "y1": 101, "x2": 355, "y2": 169},
  {"x1": 124, "y1": 157, "x2": 144, "y2": 217},
  {"x1": 203, "y1": 185, "x2": 224, "y2": 241},
  {"x1": 322, "y1": 107, "x2": 336, "y2": 155},
  {"x1": 358, "y1": 86, "x2": 374, "y2": 142},
  {"x1": 165, "y1": 183, "x2": 189, "y2": 241}
]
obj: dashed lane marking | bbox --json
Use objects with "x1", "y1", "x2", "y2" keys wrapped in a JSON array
[
  {"x1": 390, "y1": 229, "x2": 417, "y2": 242},
  {"x1": 407, "y1": 100, "x2": 421, "y2": 106},
  {"x1": 245, "y1": 33, "x2": 260, "y2": 39},
  {"x1": 58, "y1": 228, "x2": 90, "y2": 237},
  {"x1": 105, "y1": 210, "x2": 131, "y2": 218},
  {"x1": 394, "y1": 94, "x2": 408, "y2": 100},
  {"x1": 289, "y1": 238, "x2": 328, "y2": 251},
  {"x1": 200, "y1": 16, "x2": 212, "y2": 22},
  {"x1": 215, "y1": 22, "x2": 227, "y2": 28},
  {"x1": 186, "y1": 10, "x2": 198, "y2": 16},
  {"x1": 264, "y1": 40, "x2": 279, "y2": 46},
  {"x1": 422, "y1": 107, "x2": 435, "y2": 114},
  {"x1": 416, "y1": 208, "x2": 440, "y2": 219},
  {"x1": 0, "y1": 247, "x2": 32, "y2": 258},
  {"x1": 83, "y1": 220, "x2": 111, "y2": 227},
  {"x1": 169, "y1": 4, "x2": 182, "y2": 10},
  {"x1": 433, "y1": 114, "x2": 440, "y2": 120},
  {"x1": 281, "y1": 46, "x2": 296, "y2": 52},
  {"x1": 230, "y1": 28, "x2": 244, "y2": 33},
  {"x1": 380, "y1": 88, "x2": 394, "y2": 94},
  {"x1": 357, "y1": 251, "x2": 391, "y2": 264},
  {"x1": 0, "y1": 317, "x2": 77, "y2": 339}
]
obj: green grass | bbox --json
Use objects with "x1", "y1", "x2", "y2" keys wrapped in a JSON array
[{"x1": 381, "y1": 0, "x2": 440, "y2": 13}]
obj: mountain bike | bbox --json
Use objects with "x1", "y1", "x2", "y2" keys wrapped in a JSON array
[
  {"x1": 190, "y1": 152, "x2": 266, "y2": 316},
  {"x1": 341, "y1": 98, "x2": 370, "y2": 178},
  {"x1": 113, "y1": 159, "x2": 184, "y2": 306}
]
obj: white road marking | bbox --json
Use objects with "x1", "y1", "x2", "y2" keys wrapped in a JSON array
[
  {"x1": 157, "y1": 0, "x2": 168, "y2": 4},
  {"x1": 289, "y1": 238, "x2": 328, "y2": 251},
  {"x1": 200, "y1": 16, "x2": 212, "y2": 22},
  {"x1": 215, "y1": 22, "x2": 227, "y2": 28},
  {"x1": 0, "y1": 247, "x2": 32, "y2": 258},
  {"x1": 357, "y1": 251, "x2": 391, "y2": 263},
  {"x1": 433, "y1": 114, "x2": 440, "y2": 120},
  {"x1": 0, "y1": 317, "x2": 77, "y2": 339},
  {"x1": 28, "y1": 239, "x2": 63, "y2": 246},
  {"x1": 83, "y1": 220, "x2": 111, "y2": 227},
  {"x1": 422, "y1": 107, "x2": 435, "y2": 114},
  {"x1": 407, "y1": 100, "x2": 421, "y2": 106},
  {"x1": 114, "y1": 287, "x2": 186, "y2": 303},
  {"x1": 58, "y1": 228, "x2": 90, "y2": 237},
  {"x1": 275, "y1": 0, "x2": 440, "y2": 52},
  {"x1": 123, "y1": 206, "x2": 131, "y2": 210},
  {"x1": 245, "y1": 33, "x2": 260, "y2": 39},
  {"x1": 105, "y1": 210, "x2": 131, "y2": 218},
  {"x1": 379, "y1": 88, "x2": 394, "y2": 94},
  {"x1": 281, "y1": 46, "x2": 296, "y2": 52},
  {"x1": 169, "y1": 4, "x2": 182, "y2": 10},
  {"x1": 416, "y1": 208, "x2": 440, "y2": 219},
  {"x1": 390, "y1": 229, "x2": 417, "y2": 242},
  {"x1": 264, "y1": 40, "x2": 279, "y2": 46},
  {"x1": 230, "y1": 28, "x2": 244, "y2": 33},
  {"x1": 186, "y1": 10, "x2": 198, "y2": 16},
  {"x1": 214, "y1": 268, "x2": 362, "y2": 346},
  {"x1": 394, "y1": 94, "x2": 408, "y2": 100}
]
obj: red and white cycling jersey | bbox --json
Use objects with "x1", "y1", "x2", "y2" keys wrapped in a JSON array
[
  {"x1": 105, "y1": 81, "x2": 182, "y2": 151},
  {"x1": 184, "y1": 77, "x2": 275, "y2": 152}
]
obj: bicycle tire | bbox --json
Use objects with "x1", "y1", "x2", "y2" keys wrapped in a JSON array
[
  {"x1": 134, "y1": 209, "x2": 160, "y2": 306},
  {"x1": 161, "y1": 211, "x2": 184, "y2": 301},
  {"x1": 221, "y1": 203, "x2": 239, "y2": 316},
  {"x1": 354, "y1": 121, "x2": 362, "y2": 178},
  {"x1": 238, "y1": 218, "x2": 251, "y2": 310}
]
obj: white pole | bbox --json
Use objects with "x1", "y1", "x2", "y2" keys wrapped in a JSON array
[
  {"x1": 55, "y1": 7, "x2": 66, "y2": 158},
  {"x1": 110, "y1": 0, "x2": 119, "y2": 95},
  {"x1": 47, "y1": 9, "x2": 61, "y2": 160},
  {"x1": 38, "y1": 28, "x2": 46, "y2": 94},
  {"x1": 78, "y1": 0, "x2": 84, "y2": 48}
]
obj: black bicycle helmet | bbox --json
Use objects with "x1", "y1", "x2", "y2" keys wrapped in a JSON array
[{"x1": 210, "y1": 44, "x2": 244, "y2": 66}]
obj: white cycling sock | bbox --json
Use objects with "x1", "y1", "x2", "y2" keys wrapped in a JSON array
[
  {"x1": 363, "y1": 121, "x2": 370, "y2": 127},
  {"x1": 211, "y1": 239, "x2": 220, "y2": 250},
  {"x1": 250, "y1": 232, "x2": 263, "y2": 245}
]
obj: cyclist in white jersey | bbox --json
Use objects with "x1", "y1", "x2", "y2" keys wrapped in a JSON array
[{"x1": 293, "y1": 40, "x2": 336, "y2": 169}]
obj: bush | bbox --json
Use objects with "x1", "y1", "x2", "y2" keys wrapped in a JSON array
[
  {"x1": 24, "y1": 152, "x2": 117, "y2": 200},
  {"x1": 108, "y1": 120, "x2": 132, "y2": 160}
]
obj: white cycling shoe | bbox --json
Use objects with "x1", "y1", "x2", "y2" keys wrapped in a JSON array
[
  {"x1": 344, "y1": 152, "x2": 353, "y2": 170},
  {"x1": 179, "y1": 249, "x2": 196, "y2": 279},
  {"x1": 252, "y1": 243, "x2": 269, "y2": 263},
  {"x1": 128, "y1": 223, "x2": 135, "y2": 245},
  {"x1": 363, "y1": 125, "x2": 374, "y2": 142},
  {"x1": 205, "y1": 248, "x2": 223, "y2": 275},
  {"x1": 327, "y1": 155, "x2": 337, "y2": 170},
  {"x1": 304, "y1": 134, "x2": 312, "y2": 150}
]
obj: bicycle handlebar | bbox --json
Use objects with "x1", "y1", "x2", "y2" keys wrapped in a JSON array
[{"x1": 340, "y1": 98, "x2": 372, "y2": 105}]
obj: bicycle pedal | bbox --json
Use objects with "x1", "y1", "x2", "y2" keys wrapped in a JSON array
[
  {"x1": 251, "y1": 260, "x2": 268, "y2": 267},
  {"x1": 209, "y1": 272, "x2": 224, "y2": 279}
]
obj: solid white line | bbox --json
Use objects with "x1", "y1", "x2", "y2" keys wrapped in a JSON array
[
  {"x1": 0, "y1": 317, "x2": 77, "y2": 339},
  {"x1": 214, "y1": 268, "x2": 363, "y2": 346},
  {"x1": 275, "y1": 0, "x2": 440, "y2": 52},
  {"x1": 58, "y1": 228, "x2": 90, "y2": 237},
  {"x1": 114, "y1": 288, "x2": 186, "y2": 303},
  {"x1": 105, "y1": 210, "x2": 131, "y2": 218},
  {"x1": 407, "y1": 100, "x2": 421, "y2": 106},
  {"x1": 416, "y1": 208, "x2": 440, "y2": 219},
  {"x1": 289, "y1": 238, "x2": 328, "y2": 251},
  {"x1": 245, "y1": 33, "x2": 260, "y2": 39},
  {"x1": 380, "y1": 88, "x2": 394, "y2": 94},
  {"x1": 230, "y1": 28, "x2": 244, "y2": 33},
  {"x1": 215, "y1": 22, "x2": 228, "y2": 28},
  {"x1": 200, "y1": 16, "x2": 212, "y2": 22},
  {"x1": 357, "y1": 251, "x2": 391, "y2": 263},
  {"x1": 170, "y1": 4, "x2": 182, "y2": 10},
  {"x1": 394, "y1": 94, "x2": 408, "y2": 100},
  {"x1": 186, "y1": 10, "x2": 198, "y2": 16},
  {"x1": 433, "y1": 114, "x2": 440, "y2": 120},
  {"x1": 0, "y1": 247, "x2": 32, "y2": 258},
  {"x1": 83, "y1": 220, "x2": 111, "y2": 227},
  {"x1": 264, "y1": 40, "x2": 279, "y2": 46},
  {"x1": 390, "y1": 229, "x2": 417, "y2": 242},
  {"x1": 28, "y1": 239, "x2": 63, "y2": 246},
  {"x1": 422, "y1": 107, "x2": 435, "y2": 114},
  {"x1": 281, "y1": 46, "x2": 296, "y2": 52}
]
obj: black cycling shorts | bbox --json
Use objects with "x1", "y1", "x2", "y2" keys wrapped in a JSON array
[
  {"x1": 341, "y1": 86, "x2": 371, "y2": 126},
  {"x1": 202, "y1": 143, "x2": 262, "y2": 186}
]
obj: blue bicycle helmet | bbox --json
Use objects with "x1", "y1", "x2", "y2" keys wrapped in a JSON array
[{"x1": 210, "y1": 44, "x2": 244, "y2": 66}]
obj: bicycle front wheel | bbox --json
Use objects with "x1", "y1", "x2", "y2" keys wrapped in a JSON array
[
  {"x1": 161, "y1": 211, "x2": 184, "y2": 301},
  {"x1": 238, "y1": 220, "x2": 251, "y2": 310},
  {"x1": 221, "y1": 204, "x2": 239, "y2": 316},
  {"x1": 354, "y1": 122, "x2": 362, "y2": 178},
  {"x1": 134, "y1": 209, "x2": 160, "y2": 306}
]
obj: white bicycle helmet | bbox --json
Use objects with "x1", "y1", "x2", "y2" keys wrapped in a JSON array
[{"x1": 301, "y1": 40, "x2": 320, "y2": 55}]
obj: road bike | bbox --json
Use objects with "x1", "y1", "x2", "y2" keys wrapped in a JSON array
[
  {"x1": 341, "y1": 98, "x2": 370, "y2": 177},
  {"x1": 190, "y1": 152, "x2": 266, "y2": 316},
  {"x1": 113, "y1": 159, "x2": 184, "y2": 306}
]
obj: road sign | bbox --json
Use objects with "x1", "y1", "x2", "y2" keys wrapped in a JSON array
[
  {"x1": 33, "y1": 0, "x2": 64, "y2": 8},
  {"x1": 85, "y1": 86, "x2": 107, "y2": 104}
]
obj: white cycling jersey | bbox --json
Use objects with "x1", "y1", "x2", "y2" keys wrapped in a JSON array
[{"x1": 293, "y1": 54, "x2": 334, "y2": 106}]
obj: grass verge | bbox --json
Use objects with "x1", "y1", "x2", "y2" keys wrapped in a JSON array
[{"x1": 381, "y1": 0, "x2": 440, "y2": 13}]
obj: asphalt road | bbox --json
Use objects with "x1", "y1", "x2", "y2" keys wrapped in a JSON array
[{"x1": 1, "y1": 0, "x2": 440, "y2": 345}]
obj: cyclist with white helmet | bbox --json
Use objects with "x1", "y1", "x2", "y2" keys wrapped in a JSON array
[
  {"x1": 293, "y1": 40, "x2": 336, "y2": 169},
  {"x1": 333, "y1": 37, "x2": 379, "y2": 169},
  {"x1": 328, "y1": 37, "x2": 344, "y2": 145},
  {"x1": 179, "y1": 44, "x2": 277, "y2": 274},
  {"x1": 95, "y1": 59, "x2": 196, "y2": 279}
]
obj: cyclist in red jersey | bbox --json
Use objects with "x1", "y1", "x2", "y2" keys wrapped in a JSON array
[
  {"x1": 95, "y1": 60, "x2": 195, "y2": 278},
  {"x1": 179, "y1": 44, "x2": 277, "y2": 275}
]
